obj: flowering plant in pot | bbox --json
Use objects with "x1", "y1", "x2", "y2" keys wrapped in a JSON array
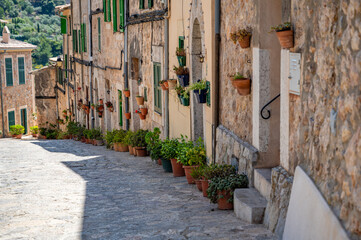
[
  {"x1": 99, "y1": 99, "x2": 104, "y2": 105},
  {"x1": 133, "y1": 129, "x2": 149, "y2": 157},
  {"x1": 10, "y1": 125, "x2": 25, "y2": 139},
  {"x1": 160, "y1": 138, "x2": 179, "y2": 173},
  {"x1": 90, "y1": 103, "x2": 96, "y2": 110},
  {"x1": 189, "y1": 79, "x2": 207, "y2": 104},
  {"x1": 173, "y1": 66, "x2": 189, "y2": 87},
  {"x1": 62, "y1": 110, "x2": 67, "y2": 118},
  {"x1": 135, "y1": 110, "x2": 146, "y2": 120},
  {"x1": 105, "y1": 101, "x2": 114, "y2": 112},
  {"x1": 30, "y1": 125, "x2": 39, "y2": 137},
  {"x1": 124, "y1": 88, "x2": 130, "y2": 98},
  {"x1": 270, "y1": 22, "x2": 293, "y2": 48},
  {"x1": 124, "y1": 130, "x2": 135, "y2": 155},
  {"x1": 229, "y1": 72, "x2": 251, "y2": 96},
  {"x1": 230, "y1": 28, "x2": 252, "y2": 48},
  {"x1": 176, "y1": 47, "x2": 186, "y2": 66},
  {"x1": 140, "y1": 105, "x2": 148, "y2": 116},
  {"x1": 160, "y1": 80, "x2": 169, "y2": 90},
  {"x1": 207, "y1": 172, "x2": 248, "y2": 210}
]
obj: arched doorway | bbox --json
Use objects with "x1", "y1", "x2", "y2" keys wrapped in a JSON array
[{"x1": 191, "y1": 18, "x2": 204, "y2": 141}]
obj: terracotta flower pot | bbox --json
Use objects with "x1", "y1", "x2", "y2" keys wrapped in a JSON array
[
  {"x1": 183, "y1": 165, "x2": 198, "y2": 184},
  {"x1": 124, "y1": 90, "x2": 130, "y2": 98},
  {"x1": 134, "y1": 147, "x2": 147, "y2": 157},
  {"x1": 140, "y1": 108, "x2": 148, "y2": 116},
  {"x1": 163, "y1": 81, "x2": 169, "y2": 89},
  {"x1": 230, "y1": 78, "x2": 251, "y2": 96},
  {"x1": 99, "y1": 99, "x2": 104, "y2": 105},
  {"x1": 95, "y1": 140, "x2": 103, "y2": 146},
  {"x1": 14, "y1": 134, "x2": 22, "y2": 139},
  {"x1": 119, "y1": 143, "x2": 129, "y2": 152},
  {"x1": 32, "y1": 134, "x2": 39, "y2": 138},
  {"x1": 167, "y1": 79, "x2": 177, "y2": 90},
  {"x1": 91, "y1": 106, "x2": 95, "y2": 110},
  {"x1": 92, "y1": 139, "x2": 96, "y2": 145},
  {"x1": 125, "y1": 112, "x2": 131, "y2": 119},
  {"x1": 160, "y1": 83, "x2": 168, "y2": 91},
  {"x1": 108, "y1": 107, "x2": 114, "y2": 112},
  {"x1": 276, "y1": 30, "x2": 294, "y2": 48},
  {"x1": 217, "y1": 190, "x2": 233, "y2": 210},
  {"x1": 113, "y1": 142, "x2": 119, "y2": 151},
  {"x1": 170, "y1": 158, "x2": 185, "y2": 177},
  {"x1": 128, "y1": 145, "x2": 135, "y2": 155},
  {"x1": 158, "y1": 158, "x2": 162, "y2": 165},
  {"x1": 81, "y1": 137, "x2": 86, "y2": 143},
  {"x1": 138, "y1": 113, "x2": 146, "y2": 120},
  {"x1": 238, "y1": 35, "x2": 251, "y2": 48},
  {"x1": 136, "y1": 96, "x2": 144, "y2": 106},
  {"x1": 201, "y1": 179, "x2": 209, "y2": 197},
  {"x1": 195, "y1": 180, "x2": 203, "y2": 192},
  {"x1": 97, "y1": 105, "x2": 104, "y2": 112}
]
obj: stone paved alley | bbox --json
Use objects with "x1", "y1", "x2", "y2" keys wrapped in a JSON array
[{"x1": 0, "y1": 139, "x2": 275, "y2": 239}]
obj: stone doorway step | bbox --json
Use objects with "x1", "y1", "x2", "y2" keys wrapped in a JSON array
[{"x1": 234, "y1": 168, "x2": 272, "y2": 224}]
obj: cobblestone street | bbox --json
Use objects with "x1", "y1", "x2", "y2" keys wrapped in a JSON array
[{"x1": 0, "y1": 139, "x2": 275, "y2": 239}]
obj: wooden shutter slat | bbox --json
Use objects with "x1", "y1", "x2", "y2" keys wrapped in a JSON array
[
  {"x1": 5, "y1": 58, "x2": 13, "y2": 86},
  {"x1": 18, "y1": 57, "x2": 25, "y2": 84},
  {"x1": 113, "y1": 0, "x2": 117, "y2": 32},
  {"x1": 61, "y1": 17, "x2": 67, "y2": 34},
  {"x1": 119, "y1": 0, "x2": 124, "y2": 32}
]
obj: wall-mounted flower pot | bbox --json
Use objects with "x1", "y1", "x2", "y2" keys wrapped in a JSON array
[
  {"x1": 177, "y1": 74, "x2": 189, "y2": 87},
  {"x1": 136, "y1": 96, "x2": 144, "y2": 105},
  {"x1": 276, "y1": 30, "x2": 294, "y2": 48},
  {"x1": 231, "y1": 78, "x2": 251, "y2": 96},
  {"x1": 161, "y1": 158, "x2": 173, "y2": 173},
  {"x1": 99, "y1": 99, "x2": 104, "y2": 105},
  {"x1": 97, "y1": 105, "x2": 104, "y2": 112},
  {"x1": 140, "y1": 108, "x2": 148, "y2": 116},
  {"x1": 160, "y1": 82, "x2": 168, "y2": 90},
  {"x1": 108, "y1": 106, "x2": 114, "y2": 112},
  {"x1": 193, "y1": 89, "x2": 207, "y2": 104},
  {"x1": 98, "y1": 112, "x2": 103, "y2": 118},
  {"x1": 125, "y1": 112, "x2": 131, "y2": 119},
  {"x1": 138, "y1": 113, "x2": 146, "y2": 120},
  {"x1": 177, "y1": 55, "x2": 186, "y2": 67},
  {"x1": 238, "y1": 35, "x2": 251, "y2": 48},
  {"x1": 180, "y1": 96, "x2": 190, "y2": 106},
  {"x1": 124, "y1": 90, "x2": 130, "y2": 98},
  {"x1": 168, "y1": 79, "x2": 177, "y2": 90}
]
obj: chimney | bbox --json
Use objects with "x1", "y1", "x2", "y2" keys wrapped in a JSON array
[{"x1": 2, "y1": 26, "x2": 10, "y2": 44}]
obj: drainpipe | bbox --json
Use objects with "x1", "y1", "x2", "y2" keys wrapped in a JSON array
[
  {"x1": 124, "y1": 0, "x2": 129, "y2": 131},
  {"x1": 0, "y1": 53, "x2": 4, "y2": 137},
  {"x1": 164, "y1": 0, "x2": 169, "y2": 138},
  {"x1": 212, "y1": 0, "x2": 220, "y2": 164},
  {"x1": 88, "y1": 0, "x2": 94, "y2": 129}
]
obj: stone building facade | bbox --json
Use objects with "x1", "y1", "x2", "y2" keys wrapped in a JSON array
[{"x1": 0, "y1": 26, "x2": 37, "y2": 136}]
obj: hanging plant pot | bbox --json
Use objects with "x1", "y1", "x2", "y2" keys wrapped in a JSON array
[
  {"x1": 85, "y1": 109, "x2": 90, "y2": 115},
  {"x1": 108, "y1": 106, "x2": 114, "y2": 112},
  {"x1": 230, "y1": 77, "x2": 251, "y2": 96},
  {"x1": 177, "y1": 74, "x2": 189, "y2": 87},
  {"x1": 134, "y1": 147, "x2": 147, "y2": 157},
  {"x1": 136, "y1": 96, "x2": 144, "y2": 106},
  {"x1": 138, "y1": 112, "x2": 146, "y2": 120},
  {"x1": 180, "y1": 96, "x2": 190, "y2": 106},
  {"x1": 167, "y1": 79, "x2": 177, "y2": 90},
  {"x1": 98, "y1": 112, "x2": 103, "y2": 118},
  {"x1": 177, "y1": 55, "x2": 186, "y2": 67},
  {"x1": 276, "y1": 30, "x2": 294, "y2": 48},
  {"x1": 193, "y1": 89, "x2": 207, "y2": 104},
  {"x1": 238, "y1": 35, "x2": 251, "y2": 48},
  {"x1": 125, "y1": 112, "x2": 131, "y2": 119},
  {"x1": 170, "y1": 159, "x2": 185, "y2": 177},
  {"x1": 97, "y1": 105, "x2": 104, "y2": 112},
  {"x1": 99, "y1": 99, "x2": 104, "y2": 105},
  {"x1": 160, "y1": 82, "x2": 168, "y2": 91},
  {"x1": 161, "y1": 158, "x2": 173, "y2": 173},
  {"x1": 140, "y1": 107, "x2": 148, "y2": 116},
  {"x1": 91, "y1": 105, "x2": 95, "y2": 110},
  {"x1": 217, "y1": 190, "x2": 233, "y2": 210},
  {"x1": 124, "y1": 90, "x2": 130, "y2": 98}
]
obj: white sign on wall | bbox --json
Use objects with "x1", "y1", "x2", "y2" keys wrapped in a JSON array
[{"x1": 289, "y1": 53, "x2": 301, "y2": 95}]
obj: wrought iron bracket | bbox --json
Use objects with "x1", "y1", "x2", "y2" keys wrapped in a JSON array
[{"x1": 260, "y1": 94, "x2": 280, "y2": 120}]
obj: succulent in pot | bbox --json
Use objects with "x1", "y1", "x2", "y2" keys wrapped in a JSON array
[{"x1": 270, "y1": 22, "x2": 293, "y2": 48}]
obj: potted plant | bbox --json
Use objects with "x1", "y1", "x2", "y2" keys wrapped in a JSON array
[
  {"x1": 160, "y1": 80, "x2": 169, "y2": 91},
  {"x1": 173, "y1": 66, "x2": 189, "y2": 87},
  {"x1": 190, "y1": 166, "x2": 204, "y2": 192},
  {"x1": 124, "y1": 88, "x2": 130, "y2": 97},
  {"x1": 99, "y1": 99, "x2": 104, "y2": 105},
  {"x1": 30, "y1": 126, "x2": 39, "y2": 137},
  {"x1": 105, "y1": 101, "x2": 114, "y2": 112},
  {"x1": 161, "y1": 138, "x2": 179, "y2": 173},
  {"x1": 140, "y1": 106, "x2": 148, "y2": 116},
  {"x1": 77, "y1": 99, "x2": 83, "y2": 109},
  {"x1": 176, "y1": 47, "x2": 186, "y2": 66},
  {"x1": 180, "y1": 90, "x2": 190, "y2": 106},
  {"x1": 136, "y1": 96, "x2": 144, "y2": 105},
  {"x1": 207, "y1": 172, "x2": 248, "y2": 210},
  {"x1": 229, "y1": 72, "x2": 251, "y2": 96},
  {"x1": 125, "y1": 112, "x2": 131, "y2": 119},
  {"x1": 96, "y1": 104, "x2": 104, "y2": 118},
  {"x1": 10, "y1": 125, "x2": 25, "y2": 139},
  {"x1": 270, "y1": 22, "x2": 293, "y2": 48},
  {"x1": 91, "y1": 103, "x2": 96, "y2": 110},
  {"x1": 90, "y1": 128, "x2": 103, "y2": 146},
  {"x1": 133, "y1": 129, "x2": 148, "y2": 157},
  {"x1": 167, "y1": 79, "x2": 177, "y2": 90},
  {"x1": 135, "y1": 110, "x2": 146, "y2": 120},
  {"x1": 113, "y1": 130, "x2": 128, "y2": 152},
  {"x1": 189, "y1": 79, "x2": 207, "y2": 104},
  {"x1": 124, "y1": 130, "x2": 135, "y2": 155},
  {"x1": 145, "y1": 128, "x2": 162, "y2": 163},
  {"x1": 237, "y1": 29, "x2": 252, "y2": 48},
  {"x1": 62, "y1": 110, "x2": 67, "y2": 118}
]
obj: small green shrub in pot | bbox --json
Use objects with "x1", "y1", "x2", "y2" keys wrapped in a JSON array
[
  {"x1": 105, "y1": 130, "x2": 116, "y2": 148},
  {"x1": 203, "y1": 164, "x2": 236, "y2": 180},
  {"x1": 91, "y1": 128, "x2": 103, "y2": 140},
  {"x1": 145, "y1": 128, "x2": 161, "y2": 151},
  {"x1": 176, "y1": 135, "x2": 194, "y2": 165},
  {"x1": 113, "y1": 130, "x2": 127, "y2": 144},
  {"x1": 185, "y1": 137, "x2": 206, "y2": 166},
  {"x1": 30, "y1": 126, "x2": 39, "y2": 135},
  {"x1": 10, "y1": 125, "x2": 25, "y2": 136},
  {"x1": 161, "y1": 138, "x2": 179, "y2": 160},
  {"x1": 190, "y1": 166, "x2": 204, "y2": 180},
  {"x1": 124, "y1": 130, "x2": 134, "y2": 146},
  {"x1": 133, "y1": 129, "x2": 148, "y2": 148}
]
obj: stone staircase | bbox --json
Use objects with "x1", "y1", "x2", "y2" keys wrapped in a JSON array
[{"x1": 234, "y1": 168, "x2": 272, "y2": 224}]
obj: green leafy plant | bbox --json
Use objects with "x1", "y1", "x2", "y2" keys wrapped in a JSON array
[
  {"x1": 185, "y1": 137, "x2": 207, "y2": 166},
  {"x1": 176, "y1": 47, "x2": 186, "y2": 56},
  {"x1": 189, "y1": 79, "x2": 207, "y2": 94},
  {"x1": 91, "y1": 128, "x2": 103, "y2": 140},
  {"x1": 173, "y1": 66, "x2": 189, "y2": 75},
  {"x1": 104, "y1": 130, "x2": 116, "y2": 148},
  {"x1": 30, "y1": 126, "x2": 39, "y2": 134},
  {"x1": 83, "y1": 129, "x2": 93, "y2": 139},
  {"x1": 270, "y1": 22, "x2": 291, "y2": 32},
  {"x1": 161, "y1": 138, "x2": 179, "y2": 160},
  {"x1": 232, "y1": 72, "x2": 245, "y2": 80},
  {"x1": 10, "y1": 125, "x2": 25, "y2": 135},
  {"x1": 124, "y1": 130, "x2": 134, "y2": 146},
  {"x1": 176, "y1": 135, "x2": 194, "y2": 165},
  {"x1": 207, "y1": 174, "x2": 248, "y2": 204},
  {"x1": 113, "y1": 130, "x2": 127, "y2": 144},
  {"x1": 105, "y1": 101, "x2": 113, "y2": 108},
  {"x1": 203, "y1": 164, "x2": 236, "y2": 180},
  {"x1": 190, "y1": 166, "x2": 204, "y2": 180},
  {"x1": 237, "y1": 28, "x2": 251, "y2": 40},
  {"x1": 133, "y1": 129, "x2": 149, "y2": 148},
  {"x1": 145, "y1": 128, "x2": 161, "y2": 151}
]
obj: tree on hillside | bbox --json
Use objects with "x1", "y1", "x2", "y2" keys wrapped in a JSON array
[
  {"x1": 32, "y1": 37, "x2": 52, "y2": 65},
  {"x1": 41, "y1": 0, "x2": 55, "y2": 15}
]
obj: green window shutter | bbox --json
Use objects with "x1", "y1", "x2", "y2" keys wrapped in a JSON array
[
  {"x1": 153, "y1": 63, "x2": 162, "y2": 114},
  {"x1": 119, "y1": 0, "x2": 124, "y2": 32},
  {"x1": 206, "y1": 81, "x2": 211, "y2": 106},
  {"x1": 20, "y1": 108, "x2": 27, "y2": 134},
  {"x1": 98, "y1": 18, "x2": 101, "y2": 52},
  {"x1": 73, "y1": 30, "x2": 77, "y2": 52},
  {"x1": 107, "y1": 0, "x2": 111, "y2": 22},
  {"x1": 8, "y1": 111, "x2": 15, "y2": 131},
  {"x1": 81, "y1": 24, "x2": 87, "y2": 52},
  {"x1": 103, "y1": 0, "x2": 107, "y2": 21},
  {"x1": 118, "y1": 90, "x2": 123, "y2": 127},
  {"x1": 5, "y1": 58, "x2": 13, "y2": 86},
  {"x1": 18, "y1": 57, "x2": 25, "y2": 85},
  {"x1": 78, "y1": 30, "x2": 82, "y2": 53},
  {"x1": 61, "y1": 17, "x2": 67, "y2": 34},
  {"x1": 179, "y1": 36, "x2": 185, "y2": 49},
  {"x1": 113, "y1": 0, "x2": 117, "y2": 32},
  {"x1": 64, "y1": 54, "x2": 68, "y2": 78},
  {"x1": 148, "y1": 0, "x2": 153, "y2": 8},
  {"x1": 139, "y1": 0, "x2": 144, "y2": 9},
  {"x1": 57, "y1": 67, "x2": 63, "y2": 84}
]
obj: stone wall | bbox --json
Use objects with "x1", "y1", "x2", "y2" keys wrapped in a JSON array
[
  {"x1": 286, "y1": 0, "x2": 361, "y2": 238},
  {"x1": 215, "y1": 125, "x2": 259, "y2": 186},
  {"x1": 219, "y1": 0, "x2": 257, "y2": 142}
]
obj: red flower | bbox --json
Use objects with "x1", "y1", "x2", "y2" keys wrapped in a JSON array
[{"x1": 135, "y1": 110, "x2": 139, "y2": 113}]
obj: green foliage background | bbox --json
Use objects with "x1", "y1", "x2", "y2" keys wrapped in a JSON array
[{"x1": 0, "y1": 0, "x2": 66, "y2": 68}]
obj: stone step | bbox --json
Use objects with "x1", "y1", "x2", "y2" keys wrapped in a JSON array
[
  {"x1": 254, "y1": 168, "x2": 272, "y2": 201},
  {"x1": 234, "y1": 188, "x2": 268, "y2": 224}
]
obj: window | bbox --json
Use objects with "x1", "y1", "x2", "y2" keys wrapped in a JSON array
[
  {"x1": 113, "y1": 0, "x2": 117, "y2": 32},
  {"x1": 20, "y1": 108, "x2": 27, "y2": 134},
  {"x1": 78, "y1": 30, "x2": 81, "y2": 53},
  {"x1": 139, "y1": 0, "x2": 153, "y2": 9},
  {"x1": 104, "y1": 0, "x2": 111, "y2": 22},
  {"x1": 5, "y1": 58, "x2": 13, "y2": 86},
  {"x1": 18, "y1": 57, "x2": 25, "y2": 85},
  {"x1": 139, "y1": 0, "x2": 144, "y2": 9},
  {"x1": 81, "y1": 24, "x2": 87, "y2": 52},
  {"x1": 64, "y1": 54, "x2": 68, "y2": 78},
  {"x1": 8, "y1": 110, "x2": 15, "y2": 131},
  {"x1": 57, "y1": 67, "x2": 63, "y2": 85},
  {"x1": 73, "y1": 30, "x2": 78, "y2": 53},
  {"x1": 153, "y1": 63, "x2": 162, "y2": 114},
  {"x1": 61, "y1": 17, "x2": 67, "y2": 34},
  {"x1": 119, "y1": 0, "x2": 124, "y2": 32},
  {"x1": 98, "y1": 18, "x2": 101, "y2": 52},
  {"x1": 179, "y1": 36, "x2": 185, "y2": 48}
]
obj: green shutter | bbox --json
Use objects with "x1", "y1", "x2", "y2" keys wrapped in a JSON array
[
  {"x1": 113, "y1": 0, "x2": 117, "y2": 32},
  {"x1": 18, "y1": 57, "x2": 25, "y2": 85},
  {"x1": 107, "y1": 0, "x2": 111, "y2": 22},
  {"x1": 73, "y1": 30, "x2": 77, "y2": 52},
  {"x1": 20, "y1": 108, "x2": 27, "y2": 134},
  {"x1": 118, "y1": 90, "x2": 123, "y2": 127},
  {"x1": 206, "y1": 81, "x2": 211, "y2": 106},
  {"x1": 81, "y1": 24, "x2": 87, "y2": 52},
  {"x1": 119, "y1": 0, "x2": 124, "y2": 32},
  {"x1": 64, "y1": 54, "x2": 68, "y2": 78},
  {"x1": 58, "y1": 67, "x2": 63, "y2": 84},
  {"x1": 154, "y1": 63, "x2": 162, "y2": 114},
  {"x1": 8, "y1": 111, "x2": 15, "y2": 131},
  {"x1": 61, "y1": 17, "x2": 67, "y2": 34},
  {"x1": 139, "y1": 0, "x2": 144, "y2": 9},
  {"x1": 103, "y1": 0, "x2": 107, "y2": 21},
  {"x1": 5, "y1": 58, "x2": 13, "y2": 86},
  {"x1": 179, "y1": 36, "x2": 185, "y2": 49},
  {"x1": 148, "y1": 0, "x2": 153, "y2": 8},
  {"x1": 78, "y1": 30, "x2": 82, "y2": 53},
  {"x1": 98, "y1": 18, "x2": 101, "y2": 52}
]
